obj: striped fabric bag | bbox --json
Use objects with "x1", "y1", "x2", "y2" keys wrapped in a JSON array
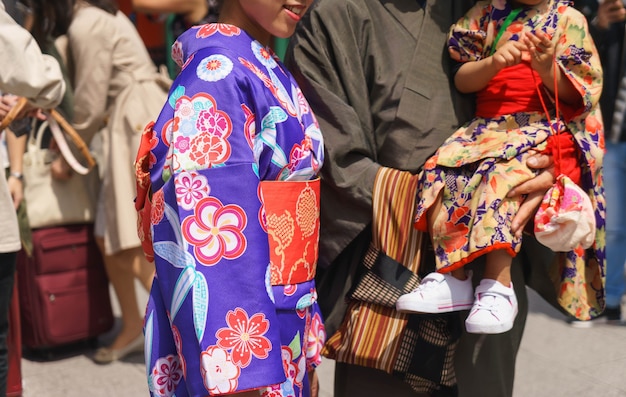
[{"x1": 323, "y1": 167, "x2": 461, "y2": 395}]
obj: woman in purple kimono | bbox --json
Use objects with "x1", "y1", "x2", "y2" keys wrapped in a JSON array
[{"x1": 134, "y1": 1, "x2": 325, "y2": 396}]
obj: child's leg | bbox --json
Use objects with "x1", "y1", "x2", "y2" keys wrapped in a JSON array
[
  {"x1": 428, "y1": 191, "x2": 468, "y2": 282},
  {"x1": 465, "y1": 249, "x2": 518, "y2": 334},
  {"x1": 396, "y1": 191, "x2": 474, "y2": 314},
  {"x1": 483, "y1": 249, "x2": 512, "y2": 286}
]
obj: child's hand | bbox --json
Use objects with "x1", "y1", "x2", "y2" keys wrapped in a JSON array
[
  {"x1": 491, "y1": 40, "x2": 527, "y2": 71},
  {"x1": 524, "y1": 30, "x2": 555, "y2": 75}
]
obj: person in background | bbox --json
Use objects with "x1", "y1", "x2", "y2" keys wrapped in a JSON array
[
  {"x1": 286, "y1": 0, "x2": 594, "y2": 395},
  {"x1": 0, "y1": 1, "x2": 65, "y2": 393},
  {"x1": 131, "y1": 0, "x2": 220, "y2": 78},
  {"x1": 134, "y1": 0, "x2": 325, "y2": 395},
  {"x1": 574, "y1": 0, "x2": 626, "y2": 324},
  {"x1": 28, "y1": 0, "x2": 170, "y2": 364}
]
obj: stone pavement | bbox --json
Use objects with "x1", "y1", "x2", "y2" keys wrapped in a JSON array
[{"x1": 17, "y1": 286, "x2": 626, "y2": 397}]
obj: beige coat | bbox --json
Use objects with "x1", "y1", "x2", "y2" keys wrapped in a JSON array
[
  {"x1": 0, "y1": 3, "x2": 65, "y2": 253},
  {"x1": 67, "y1": 2, "x2": 169, "y2": 254}
]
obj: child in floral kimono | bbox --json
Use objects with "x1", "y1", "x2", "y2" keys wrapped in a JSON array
[
  {"x1": 134, "y1": 1, "x2": 326, "y2": 396},
  {"x1": 397, "y1": 0, "x2": 605, "y2": 334}
]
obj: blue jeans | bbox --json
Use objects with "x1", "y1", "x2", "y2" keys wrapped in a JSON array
[{"x1": 603, "y1": 141, "x2": 626, "y2": 308}]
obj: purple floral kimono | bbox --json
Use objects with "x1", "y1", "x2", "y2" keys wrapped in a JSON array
[{"x1": 137, "y1": 24, "x2": 325, "y2": 396}]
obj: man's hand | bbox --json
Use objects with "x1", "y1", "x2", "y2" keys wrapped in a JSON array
[
  {"x1": 508, "y1": 152, "x2": 555, "y2": 237},
  {"x1": 0, "y1": 95, "x2": 45, "y2": 127},
  {"x1": 595, "y1": 0, "x2": 626, "y2": 30}
]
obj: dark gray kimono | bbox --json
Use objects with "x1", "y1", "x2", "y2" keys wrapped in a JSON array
[{"x1": 287, "y1": 1, "x2": 559, "y2": 396}]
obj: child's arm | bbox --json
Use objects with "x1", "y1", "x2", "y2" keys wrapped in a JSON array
[
  {"x1": 524, "y1": 31, "x2": 580, "y2": 106},
  {"x1": 454, "y1": 40, "x2": 527, "y2": 93}
]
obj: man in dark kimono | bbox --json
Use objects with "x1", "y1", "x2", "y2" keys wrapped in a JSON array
[{"x1": 286, "y1": 1, "x2": 562, "y2": 396}]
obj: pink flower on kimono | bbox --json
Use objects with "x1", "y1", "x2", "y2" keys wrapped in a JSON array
[
  {"x1": 189, "y1": 104, "x2": 233, "y2": 167},
  {"x1": 174, "y1": 135, "x2": 190, "y2": 154},
  {"x1": 151, "y1": 355, "x2": 184, "y2": 397},
  {"x1": 216, "y1": 308, "x2": 272, "y2": 368},
  {"x1": 200, "y1": 346, "x2": 240, "y2": 394},
  {"x1": 306, "y1": 312, "x2": 325, "y2": 366},
  {"x1": 175, "y1": 171, "x2": 210, "y2": 211},
  {"x1": 181, "y1": 197, "x2": 247, "y2": 266},
  {"x1": 196, "y1": 105, "x2": 232, "y2": 137}
]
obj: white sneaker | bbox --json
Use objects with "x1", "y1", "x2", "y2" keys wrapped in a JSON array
[
  {"x1": 396, "y1": 272, "x2": 474, "y2": 314},
  {"x1": 465, "y1": 279, "x2": 518, "y2": 334}
]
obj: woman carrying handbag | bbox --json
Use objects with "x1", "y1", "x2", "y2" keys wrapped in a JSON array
[{"x1": 29, "y1": 0, "x2": 171, "y2": 364}]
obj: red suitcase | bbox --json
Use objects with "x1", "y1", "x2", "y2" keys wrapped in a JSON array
[
  {"x1": 16, "y1": 224, "x2": 114, "y2": 349},
  {"x1": 7, "y1": 273, "x2": 22, "y2": 397}
]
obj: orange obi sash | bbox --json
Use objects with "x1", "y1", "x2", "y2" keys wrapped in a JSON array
[{"x1": 260, "y1": 178, "x2": 320, "y2": 286}]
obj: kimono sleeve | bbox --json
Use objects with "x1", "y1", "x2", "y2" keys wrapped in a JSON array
[
  {"x1": 448, "y1": 2, "x2": 490, "y2": 63},
  {"x1": 285, "y1": 4, "x2": 381, "y2": 267},
  {"x1": 554, "y1": 8, "x2": 603, "y2": 121}
]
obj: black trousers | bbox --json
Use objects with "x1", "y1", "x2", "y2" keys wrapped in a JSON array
[{"x1": 0, "y1": 252, "x2": 17, "y2": 397}]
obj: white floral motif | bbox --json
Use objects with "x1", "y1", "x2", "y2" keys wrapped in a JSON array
[
  {"x1": 197, "y1": 54, "x2": 233, "y2": 82},
  {"x1": 251, "y1": 40, "x2": 277, "y2": 69},
  {"x1": 200, "y1": 346, "x2": 240, "y2": 394}
]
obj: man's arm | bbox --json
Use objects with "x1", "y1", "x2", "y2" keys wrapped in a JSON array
[{"x1": 286, "y1": 4, "x2": 380, "y2": 266}]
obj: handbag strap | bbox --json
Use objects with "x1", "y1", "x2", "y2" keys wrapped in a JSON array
[
  {"x1": 44, "y1": 111, "x2": 96, "y2": 175},
  {"x1": 0, "y1": 96, "x2": 28, "y2": 131},
  {"x1": 47, "y1": 109, "x2": 96, "y2": 169}
]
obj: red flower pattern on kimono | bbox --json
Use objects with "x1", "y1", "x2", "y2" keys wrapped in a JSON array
[
  {"x1": 196, "y1": 23, "x2": 241, "y2": 38},
  {"x1": 216, "y1": 308, "x2": 273, "y2": 368}
]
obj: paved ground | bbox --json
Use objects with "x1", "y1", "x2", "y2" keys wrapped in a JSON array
[{"x1": 16, "y1": 285, "x2": 626, "y2": 397}]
